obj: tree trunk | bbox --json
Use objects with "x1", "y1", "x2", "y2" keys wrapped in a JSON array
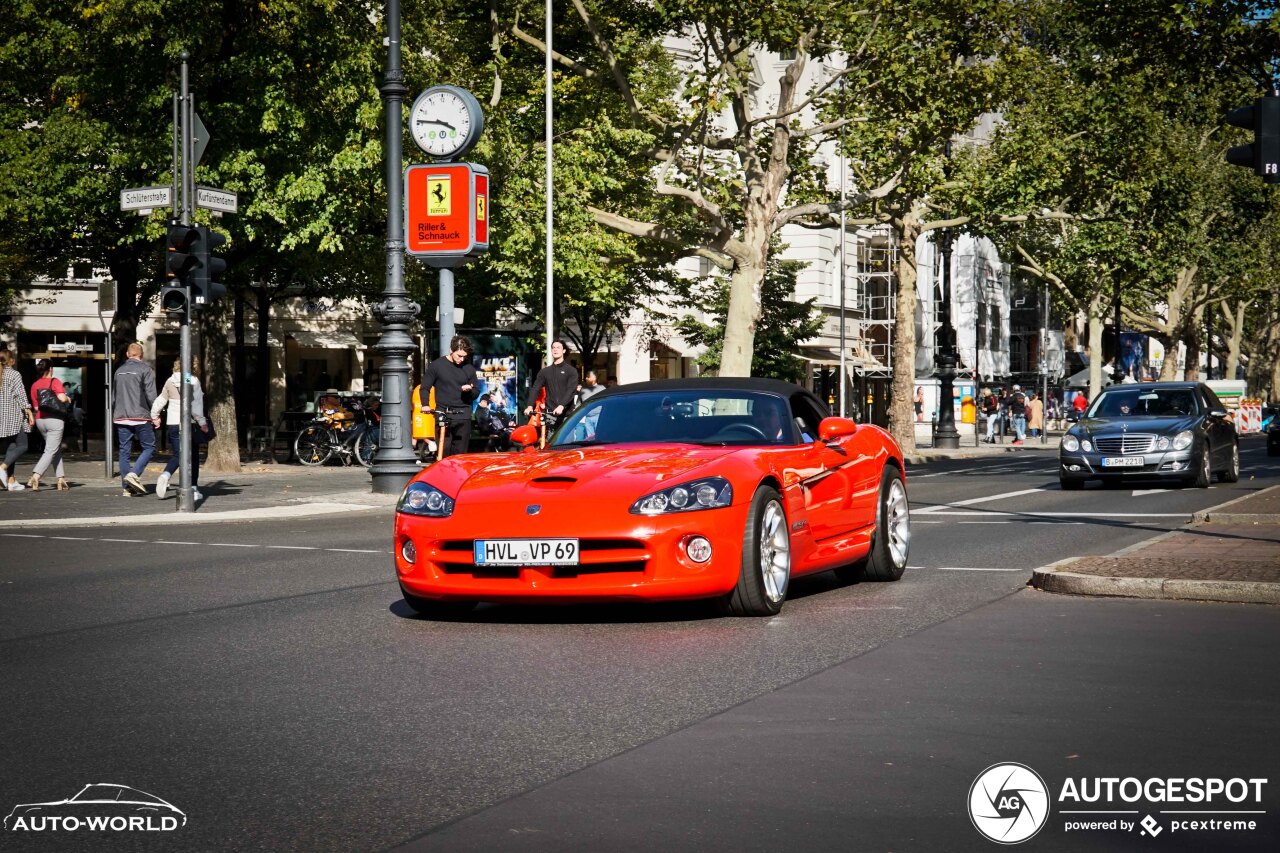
[
  {"x1": 889, "y1": 214, "x2": 921, "y2": 452},
  {"x1": 719, "y1": 236, "x2": 767, "y2": 377},
  {"x1": 1222, "y1": 300, "x2": 1248, "y2": 384},
  {"x1": 1087, "y1": 292, "x2": 1106, "y2": 398},
  {"x1": 198, "y1": 302, "x2": 242, "y2": 474}
]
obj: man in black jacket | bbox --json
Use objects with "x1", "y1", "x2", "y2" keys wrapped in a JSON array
[
  {"x1": 524, "y1": 339, "x2": 579, "y2": 428},
  {"x1": 420, "y1": 335, "x2": 477, "y2": 457}
]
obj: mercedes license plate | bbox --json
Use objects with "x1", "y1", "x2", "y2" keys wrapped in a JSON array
[
  {"x1": 474, "y1": 538, "x2": 579, "y2": 566},
  {"x1": 1101, "y1": 456, "x2": 1144, "y2": 468}
]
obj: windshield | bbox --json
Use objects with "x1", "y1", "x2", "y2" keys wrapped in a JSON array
[
  {"x1": 1087, "y1": 388, "x2": 1199, "y2": 419},
  {"x1": 550, "y1": 390, "x2": 795, "y2": 447}
]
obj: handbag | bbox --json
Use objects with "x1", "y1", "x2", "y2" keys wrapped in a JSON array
[{"x1": 36, "y1": 385, "x2": 70, "y2": 418}]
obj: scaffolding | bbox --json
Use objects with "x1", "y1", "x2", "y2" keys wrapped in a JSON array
[{"x1": 849, "y1": 228, "x2": 896, "y2": 378}]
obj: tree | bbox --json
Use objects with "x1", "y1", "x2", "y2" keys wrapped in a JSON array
[{"x1": 672, "y1": 252, "x2": 823, "y2": 382}]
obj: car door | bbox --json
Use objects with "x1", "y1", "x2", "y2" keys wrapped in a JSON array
[
  {"x1": 787, "y1": 393, "x2": 871, "y2": 541},
  {"x1": 1199, "y1": 385, "x2": 1233, "y2": 467}
]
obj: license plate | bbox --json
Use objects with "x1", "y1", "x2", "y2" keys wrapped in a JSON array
[
  {"x1": 474, "y1": 538, "x2": 579, "y2": 566},
  {"x1": 1101, "y1": 456, "x2": 1144, "y2": 468}
]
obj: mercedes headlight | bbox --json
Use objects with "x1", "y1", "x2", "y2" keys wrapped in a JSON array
[
  {"x1": 1061, "y1": 435, "x2": 1079, "y2": 452},
  {"x1": 1172, "y1": 430, "x2": 1194, "y2": 450},
  {"x1": 1155, "y1": 436, "x2": 1170, "y2": 450},
  {"x1": 631, "y1": 477, "x2": 733, "y2": 515},
  {"x1": 1081, "y1": 439, "x2": 1093, "y2": 452},
  {"x1": 398, "y1": 482, "x2": 455, "y2": 517}
]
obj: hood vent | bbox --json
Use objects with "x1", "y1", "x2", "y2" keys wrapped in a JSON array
[{"x1": 529, "y1": 476, "x2": 577, "y2": 486}]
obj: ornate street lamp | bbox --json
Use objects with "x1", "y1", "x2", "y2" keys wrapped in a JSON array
[{"x1": 934, "y1": 227, "x2": 961, "y2": 448}]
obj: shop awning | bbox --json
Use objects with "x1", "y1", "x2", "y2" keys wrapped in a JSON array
[
  {"x1": 226, "y1": 329, "x2": 283, "y2": 347},
  {"x1": 286, "y1": 330, "x2": 366, "y2": 350},
  {"x1": 797, "y1": 346, "x2": 845, "y2": 367}
]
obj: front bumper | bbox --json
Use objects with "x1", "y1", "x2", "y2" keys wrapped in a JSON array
[
  {"x1": 394, "y1": 506, "x2": 748, "y2": 604},
  {"x1": 1059, "y1": 449, "x2": 1196, "y2": 482}
]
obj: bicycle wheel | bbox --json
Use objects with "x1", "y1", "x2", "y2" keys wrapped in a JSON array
[
  {"x1": 294, "y1": 425, "x2": 335, "y2": 466},
  {"x1": 355, "y1": 426, "x2": 379, "y2": 467}
]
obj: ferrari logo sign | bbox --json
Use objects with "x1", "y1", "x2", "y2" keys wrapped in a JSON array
[
  {"x1": 427, "y1": 178, "x2": 450, "y2": 216},
  {"x1": 405, "y1": 162, "x2": 490, "y2": 266}
]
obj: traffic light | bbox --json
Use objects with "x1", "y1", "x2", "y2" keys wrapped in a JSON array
[
  {"x1": 1225, "y1": 94, "x2": 1280, "y2": 183},
  {"x1": 160, "y1": 284, "x2": 188, "y2": 314},
  {"x1": 166, "y1": 225, "x2": 200, "y2": 285},
  {"x1": 189, "y1": 225, "x2": 228, "y2": 307}
]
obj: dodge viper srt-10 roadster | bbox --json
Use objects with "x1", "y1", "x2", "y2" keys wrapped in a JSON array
[{"x1": 394, "y1": 378, "x2": 909, "y2": 617}]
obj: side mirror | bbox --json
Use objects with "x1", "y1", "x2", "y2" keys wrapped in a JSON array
[
  {"x1": 510, "y1": 424, "x2": 539, "y2": 448},
  {"x1": 818, "y1": 416, "x2": 857, "y2": 442},
  {"x1": 1209, "y1": 408, "x2": 1229, "y2": 419}
]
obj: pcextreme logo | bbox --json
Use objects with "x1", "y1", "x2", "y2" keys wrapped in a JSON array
[
  {"x1": 4, "y1": 783, "x2": 186, "y2": 833},
  {"x1": 969, "y1": 763, "x2": 1270, "y2": 845}
]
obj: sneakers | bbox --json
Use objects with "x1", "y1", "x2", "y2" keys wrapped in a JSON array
[
  {"x1": 6, "y1": 479, "x2": 25, "y2": 491},
  {"x1": 192, "y1": 489, "x2": 203, "y2": 503},
  {"x1": 155, "y1": 471, "x2": 171, "y2": 499},
  {"x1": 1012, "y1": 439, "x2": 1024, "y2": 445},
  {"x1": 123, "y1": 472, "x2": 147, "y2": 495}
]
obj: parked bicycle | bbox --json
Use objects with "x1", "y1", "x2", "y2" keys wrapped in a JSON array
[{"x1": 294, "y1": 394, "x2": 380, "y2": 467}]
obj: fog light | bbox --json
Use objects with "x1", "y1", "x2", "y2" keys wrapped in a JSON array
[
  {"x1": 685, "y1": 536, "x2": 713, "y2": 563},
  {"x1": 400, "y1": 538, "x2": 417, "y2": 564},
  {"x1": 1068, "y1": 464, "x2": 1082, "y2": 472}
]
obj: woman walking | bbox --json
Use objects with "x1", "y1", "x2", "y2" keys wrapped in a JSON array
[
  {"x1": 150, "y1": 359, "x2": 210, "y2": 501},
  {"x1": 27, "y1": 358, "x2": 71, "y2": 490},
  {"x1": 0, "y1": 351, "x2": 35, "y2": 491}
]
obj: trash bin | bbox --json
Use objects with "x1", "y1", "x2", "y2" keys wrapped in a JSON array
[{"x1": 961, "y1": 395, "x2": 976, "y2": 424}]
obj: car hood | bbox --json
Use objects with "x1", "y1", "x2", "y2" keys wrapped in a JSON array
[
  {"x1": 1076, "y1": 415, "x2": 1199, "y2": 436},
  {"x1": 447, "y1": 444, "x2": 742, "y2": 503}
]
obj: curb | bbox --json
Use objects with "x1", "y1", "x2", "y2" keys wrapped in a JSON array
[{"x1": 1030, "y1": 562, "x2": 1280, "y2": 605}]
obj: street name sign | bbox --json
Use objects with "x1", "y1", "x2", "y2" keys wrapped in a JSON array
[
  {"x1": 120, "y1": 186, "x2": 172, "y2": 213},
  {"x1": 196, "y1": 186, "x2": 239, "y2": 214}
]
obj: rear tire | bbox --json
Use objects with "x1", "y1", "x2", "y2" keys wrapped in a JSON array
[
  {"x1": 399, "y1": 583, "x2": 477, "y2": 619},
  {"x1": 718, "y1": 486, "x2": 790, "y2": 616},
  {"x1": 356, "y1": 427, "x2": 379, "y2": 468},
  {"x1": 1217, "y1": 441, "x2": 1239, "y2": 483},
  {"x1": 294, "y1": 426, "x2": 334, "y2": 466}
]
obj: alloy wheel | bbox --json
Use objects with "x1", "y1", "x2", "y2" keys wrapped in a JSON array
[{"x1": 758, "y1": 500, "x2": 791, "y2": 603}]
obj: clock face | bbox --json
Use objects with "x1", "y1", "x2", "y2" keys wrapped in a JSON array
[{"x1": 410, "y1": 87, "x2": 481, "y2": 159}]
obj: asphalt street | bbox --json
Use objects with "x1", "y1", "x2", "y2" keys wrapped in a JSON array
[{"x1": 1, "y1": 436, "x2": 1276, "y2": 851}]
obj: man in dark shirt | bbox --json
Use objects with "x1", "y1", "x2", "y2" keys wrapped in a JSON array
[
  {"x1": 421, "y1": 335, "x2": 478, "y2": 457},
  {"x1": 524, "y1": 339, "x2": 579, "y2": 427}
]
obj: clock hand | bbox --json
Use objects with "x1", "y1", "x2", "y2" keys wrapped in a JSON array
[{"x1": 416, "y1": 118, "x2": 457, "y2": 131}]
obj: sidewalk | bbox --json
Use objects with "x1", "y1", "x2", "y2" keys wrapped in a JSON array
[
  {"x1": 1031, "y1": 485, "x2": 1280, "y2": 605},
  {"x1": 0, "y1": 452, "x2": 398, "y2": 528}
]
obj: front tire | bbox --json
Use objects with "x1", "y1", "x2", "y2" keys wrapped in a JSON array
[
  {"x1": 835, "y1": 466, "x2": 910, "y2": 583},
  {"x1": 719, "y1": 486, "x2": 790, "y2": 616},
  {"x1": 294, "y1": 426, "x2": 334, "y2": 466},
  {"x1": 1217, "y1": 441, "x2": 1239, "y2": 483},
  {"x1": 1191, "y1": 445, "x2": 1212, "y2": 488}
]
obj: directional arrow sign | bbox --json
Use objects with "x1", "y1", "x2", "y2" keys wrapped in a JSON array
[
  {"x1": 196, "y1": 185, "x2": 238, "y2": 214},
  {"x1": 192, "y1": 111, "x2": 210, "y2": 168},
  {"x1": 120, "y1": 185, "x2": 172, "y2": 212}
]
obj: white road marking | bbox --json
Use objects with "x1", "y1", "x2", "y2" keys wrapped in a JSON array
[
  {"x1": 2, "y1": 535, "x2": 387, "y2": 556},
  {"x1": 101, "y1": 538, "x2": 146, "y2": 543},
  {"x1": 958, "y1": 520, "x2": 1011, "y2": 524},
  {"x1": 326, "y1": 548, "x2": 383, "y2": 554},
  {"x1": 919, "y1": 511, "x2": 1191, "y2": 518},
  {"x1": 936, "y1": 567, "x2": 1027, "y2": 572},
  {"x1": 265, "y1": 545, "x2": 319, "y2": 551},
  {"x1": 914, "y1": 487, "x2": 1048, "y2": 514},
  {"x1": 49, "y1": 536, "x2": 91, "y2": 541},
  {"x1": 152, "y1": 541, "x2": 201, "y2": 546},
  {"x1": 208, "y1": 543, "x2": 256, "y2": 548},
  {"x1": 1, "y1": 533, "x2": 45, "y2": 538}
]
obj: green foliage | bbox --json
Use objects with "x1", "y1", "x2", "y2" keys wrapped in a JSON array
[{"x1": 673, "y1": 254, "x2": 823, "y2": 382}]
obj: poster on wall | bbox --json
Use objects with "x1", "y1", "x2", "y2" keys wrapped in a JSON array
[{"x1": 472, "y1": 355, "x2": 517, "y2": 419}]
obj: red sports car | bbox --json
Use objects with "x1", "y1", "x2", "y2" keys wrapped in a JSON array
[{"x1": 394, "y1": 378, "x2": 909, "y2": 617}]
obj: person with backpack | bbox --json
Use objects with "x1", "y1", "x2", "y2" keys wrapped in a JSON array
[
  {"x1": 1006, "y1": 384, "x2": 1028, "y2": 445},
  {"x1": 26, "y1": 358, "x2": 72, "y2": 491}
]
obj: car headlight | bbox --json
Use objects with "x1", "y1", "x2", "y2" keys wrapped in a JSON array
[
  {"x1": 1061, "y1": 435, "x2": 1079, "y2": 452},
  {"x1": 1081, "y1": 439, "x2": 1093, "y2": 452},
  {"x1": 1172, "y1": 430, "x2": 1193, "y2": 450},
  {"x1": 1155, "y1": 436, "x2": 1170, "y2": 450},
  {"x1": 631, "y1": 477, "x2": 733, "y2": 515},
  {"x1": 397, "y1": 482, "x2": 455, "y2": 517}
]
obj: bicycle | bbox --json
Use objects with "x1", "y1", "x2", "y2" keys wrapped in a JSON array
[{"x1": 293, "y1": 400, "x2": 379, "y2": 467}]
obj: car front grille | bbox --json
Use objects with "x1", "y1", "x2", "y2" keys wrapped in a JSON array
[
  {"x1": 434, "y1": 538, "x2": 649, "y2": 575},
  {"x1": 1094, "y1": 434, "x2": 1156, "y2": 455}
]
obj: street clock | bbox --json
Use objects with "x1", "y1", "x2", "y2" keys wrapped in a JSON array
[{"x1": 409, "y1": 86, "x2": 484, "y2": 160}]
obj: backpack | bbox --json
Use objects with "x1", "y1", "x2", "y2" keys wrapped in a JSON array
[{"x1": 36, "y1": 385, "x2": 69, "y2": 418}]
